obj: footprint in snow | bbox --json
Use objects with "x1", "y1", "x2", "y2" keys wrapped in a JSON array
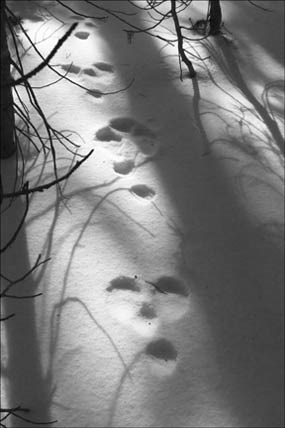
[
  {"x1": 105, "y1": 275, "x2": 190, "y2": 344},
  {"x1": 109, "y1": 117, "x2": 137, "y2": 132},
  {"x1": 60, "y1": 63, "x2": 81, "y2": 75},
  {"x1": 82, "y1": 61, "x2": 115, "y2": 78},
  {"x1": 82, "y1": 67, "x2": 97, "y2": 77},
  {"x1": 105, "y1": 276, "x2": 160, "y2": 337},
  {"x1": 153, "y1": 276, "x2": 190, "y2": 322},
  {"x1": 145, "y1": 338, "x2": 178, "y2": 376},
  {"x1": 113, "y1": 158, "x2": 135, "y2": 175},
  {"x1": 94, "y1": 117, "x2": 160, "y2": 159},
  {"x1": 107, "y1": 276, "x2": 139, "y2": 293},
  {"x1": 130, "y1": 184, "x2": 156, "y2": 201},
  {"x1": 96, "y1": 126, "x2": 122, "y2": 142},
  {"x1": 109, "y1": 117, "x2": 159, "y2": 157},
  {"x1": 74, "y1": 30, "x2": 90, "y2": 40},
  {"x1": 156, "y1": 276, "x2": 189, "y2": 297},
  {"x1": 80, "y1": 62, "x2": 115, "y2": 100},
  {"x1": 93, "y1": 62, "x2": 114, "y2": 74},
  {"x1": 85, "y1": 22, "x2": 97, "y2": 28}
]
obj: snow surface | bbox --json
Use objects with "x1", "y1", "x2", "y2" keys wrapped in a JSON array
[{"x1": 1, "y1": 1, "x2": 284, "y2": 427}]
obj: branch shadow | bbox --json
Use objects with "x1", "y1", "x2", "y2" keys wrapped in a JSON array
[{"x1": 204, "y1": 35, "x2": 284, "y2": 154}]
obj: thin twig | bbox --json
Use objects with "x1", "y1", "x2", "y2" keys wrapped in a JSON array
[
  {"x1": 247, "y1": 0, "x2": 273, "y2": 12},
  {"x1": 9, "y1": 23, "x2": 78, "y2": 86},
  {"x1": 2, "y1": 150, "x2": 94, "y2": 198},
  {"x1": 0, "y1": 313, "x2": 15, "y2": 322}
]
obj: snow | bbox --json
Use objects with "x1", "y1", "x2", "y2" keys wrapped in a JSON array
[{"x1": 1, "y1": 1, "x2": 284, "y2": 427}]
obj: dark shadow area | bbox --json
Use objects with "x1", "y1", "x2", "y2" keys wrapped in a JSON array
[
  {"x1": 208, "y1": 36, "x2": 284, "y2": 155},
  {"x1": 1, "y1": 160, "x2": 54, "y2": 427},
  {"x1": 226, "y1": 0, "x2": 284, "y2": 66}
]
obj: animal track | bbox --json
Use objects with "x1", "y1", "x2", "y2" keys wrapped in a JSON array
[
  {"x1": 109, "y1": 117, "x2": 156, "y2": 138},
  {"x1": 95, "y1": 126, "x2": 122, "y2": 141},
  {"x1": 130, "y1": 184, "x2": 155, "y2": 201},
  {"x1": 105, "y1": 274, "x2": 190, "y2": 345},
  {"x1": 60, "y1": 63, "x2": 81, "y2": 74},
  {"x1": 113, "y1": 158, "x2": 134, "y2": 175},
  {"x1": 94, "y1": 117, "x2": 159, "y2": 159},
  {"x1": 93, "y1": 62, "x2": 114, "y2": 73},
  {"x1": 153, "y1": 277, "x2": 190, "y2": 322},
  {"x1": 85, "y1": 22, "x2": 97, "y2": 28},
  {"x1": 146, "y1": 338, "x2": 177, "y2": 361},
  {"x1": 107, "y1": 276, "x2": 140, "y2": 293},
  {"x1": 87, "y1": 89, "x2": 104, "y2": 99},
  {"x1": 139, "y1": 302, "x2": 156, "y2": 319},
  {"x1": 109, "y1": 117, "x2": 137, "y2": 133},
  {"x1": 105, "y1": 276, "x2": 159, "y2": 337},
  {"x1": 145, "y1": 338, "x2": 178, "y2": 376},
  {"x1": 74, "y1": 31, "x2": 90, "y2": 40},
  {"x1": 82, "y1": 67, "x2": 97, "y2": 77},
  {"x1": 156, "y1": 276, "x2": 189, "y2": 297},
  {"x1": 110, "y1": 117, "x2": 159, "y2": 156}
]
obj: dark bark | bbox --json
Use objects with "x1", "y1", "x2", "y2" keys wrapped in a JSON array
[
  {"x1": 0, "y1": 0, "x2": 16, "y2": 159},
  {"x1": 170, "y1": 0, "x2": 196, "y2": 78},
  {"x1": 208, "y1": 0, "x2": 222, "y2": 35}
]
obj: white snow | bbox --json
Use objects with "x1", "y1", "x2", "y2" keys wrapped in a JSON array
[{"x1": 1, "y1": 1, "x2": 284, "y2": 427}]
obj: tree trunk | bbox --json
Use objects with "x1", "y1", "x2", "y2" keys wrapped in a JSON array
[
  {"x1": 1, "y1": 0, "x2": 16, "y2": 159},
  {"x1": 170, "y1": 0, "x2": 196, "y2": 78},
  {"x1": 208, "y1": 0, "x2": 222, "y2": 35}
]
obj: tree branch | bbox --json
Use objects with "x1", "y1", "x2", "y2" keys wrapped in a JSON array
[
  {"x1": 8, "y1": 23, "x2": 78, "y2": 87},
  {"x1": 170, "y1": 0, "x2": 196, "y2": 78},
  {"x1": 1, "y1": 149, "x2": 94, "y2": 198},
  {"x1": 247, "y1": 0, "x2": 273, "y2": 12}
]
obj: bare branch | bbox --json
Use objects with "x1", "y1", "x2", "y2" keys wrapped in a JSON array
[
  {"x1": 55, "y1": 0, "x2": 108, "y2": 20},
  {"x1": 2, "y1": 150, "x2": 94, "y2": 199},
  {"x1": 0, "y1": 313, "x2": 15, "y2": 322},
  {"x1": 247, "y1": 0, "x2": 273, "y2": 12},
  {"x1": 3, "y1": 292, "x2": 43, "y2": 299},
  {"x1": 84, "y1": 0, "x2": 177, "y2": 45},
  {"x1": 8, "y1": 23, "x2": 78, "y2": 87},
  {"x1": 0, "y1": 254, "x2": 50, "y2": 298},
  {"x1": 170, "y1": 0, "x2": 196, "y2": 78},
  {"x1": 10, "y1": 411, "x2": 57, "y2": 426}
]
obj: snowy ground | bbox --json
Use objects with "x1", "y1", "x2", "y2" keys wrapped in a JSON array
[{"x1": 1, "y1": 1, "x2": 284, "y2": 427}]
